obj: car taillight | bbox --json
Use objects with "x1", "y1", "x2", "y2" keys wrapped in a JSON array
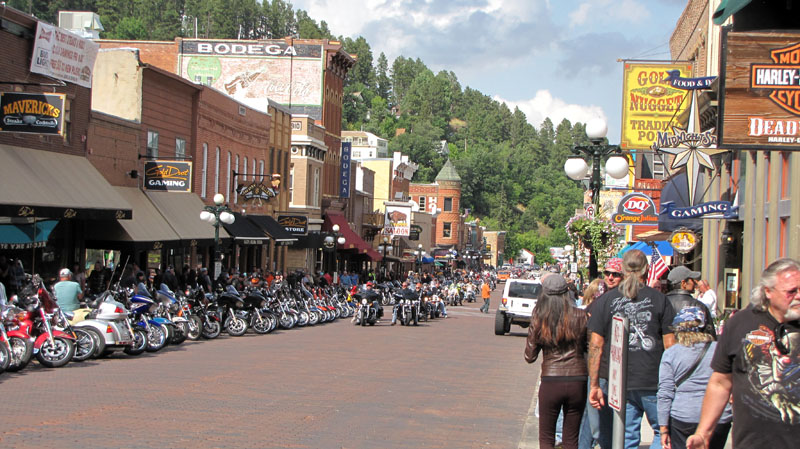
[
  {"x1": 502, "y1": 297, "x2": 507, "y2": 306},
  {"x1": 106, "y1": 325, "x2": 114, "y2": 333}
]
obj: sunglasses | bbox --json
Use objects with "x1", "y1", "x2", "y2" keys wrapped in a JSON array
[{"x1": 603, "y1": 271, "x2": 623, "y2": 279}]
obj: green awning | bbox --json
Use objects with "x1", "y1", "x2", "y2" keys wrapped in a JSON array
[{"x1": 712, "y1": 0, "x2": 752, "y2": 25}]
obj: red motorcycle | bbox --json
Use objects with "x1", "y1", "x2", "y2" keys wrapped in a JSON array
[
  {"x1": 1, "y1": 306, "x2": 34, "y2": 372},
  {"x1": 15, "y1": 276, "x2": 76, "y2": 368}
]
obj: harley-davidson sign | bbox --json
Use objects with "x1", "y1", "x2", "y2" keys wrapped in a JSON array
[
  {"x1": 144, "y1": 161, "x2": 192, "y2": 192},
  {"x1": 612, "y1": 192, "x2": 658, "y2": 226},
  {"x1": 719, "y1": 30, "x2": 800, "y2": 150},
  {"x1": 0, "y1": 92, "x2": 65, "y2": 135}
]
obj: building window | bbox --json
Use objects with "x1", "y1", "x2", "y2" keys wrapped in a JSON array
[
  {"x1": 215, "y1": 147, "x2": 220, "y2": 194},
  {"x1": 444, "y1": 197, "x2": 453, "y2": 212},
  {"x1": 234, "y1": 155, "x2": 239, "y2": 203},
  {"x1": 226, "y1": 152, "x2": 232, "y2": 200},
  {"x1": 252, "y1": 158, "x2": 256, "y2": 181},
  {"x1": 175, "y1": 137, "x2": 186, "y2": 160},
  {"x1": 443, "y1": 222, "x2": 452, "y2": 238},
  {"x1": 419, "y1": 196, "x2": 426, "y2": 211},
  {"x1": 289, "y1": 164, "x2": 294, "y2": 204},
  {"x1": 313, "y1": 167, "x2": 321, "y2": 207},
  {"x1": 201, "y1": 143, "x2": 208, "y2": 198},
  {"x1": 284, "y1": 152, "x2": 289, "y2": 191},
  {"x1": 259, "y1": 160, "x2": 265, "y2": 182},
  {"x1": 147, "y1": 130, "x2": 159, "y2": 158}
]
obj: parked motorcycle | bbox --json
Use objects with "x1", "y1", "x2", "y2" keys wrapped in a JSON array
[
  {"x1": 1, "y1": 306, "x2": 34, "y2": 372},
  {"x1": 15, "y1": 276, "x2": 76, "y2": 368}
]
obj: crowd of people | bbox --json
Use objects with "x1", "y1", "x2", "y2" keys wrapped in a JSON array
[{"x1": 525, "y1": 251, "x2": 800, "y2": 449}]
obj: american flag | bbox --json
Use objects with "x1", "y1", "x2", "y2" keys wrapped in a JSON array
[{"x1": 647, "y1": 244, "x2": 669, "y2": 286}]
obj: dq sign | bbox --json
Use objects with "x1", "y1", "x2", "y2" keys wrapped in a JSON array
[{"x1": 612, "y1": 192, "x2": 658, "y2": 226}]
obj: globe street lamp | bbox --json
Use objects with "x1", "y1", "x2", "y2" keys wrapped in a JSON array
[
  {"x1": 377, "y1": 236, "x2": 393, "y2": 280},
  {"x1": 325, "y1": 224, "x2": 346, "y2": 281},
  {"x1": 414, "y1": 243, "x2": 424, "y2": 274},
  {"x1": 564, "y1": 118, "x2": 629, "y2": 279},
  {"x1": 199, "y1": 193, "x2": 235, "y2": 279}
]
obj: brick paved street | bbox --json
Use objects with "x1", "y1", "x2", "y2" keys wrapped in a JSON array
[{"x1": 0, "y1": 288, "x2": 545, "y2": 449}]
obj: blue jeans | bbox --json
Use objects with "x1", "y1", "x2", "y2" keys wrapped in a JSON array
[
  {"x1": 624, "y1": 390, "x2": 660, "y2": 449},
  {"x1": 597, "y1": 378, "x2": 612, "y2": 449},
  {"x1": 578, "y1": 379, "x2": 600, "y2": 449}
]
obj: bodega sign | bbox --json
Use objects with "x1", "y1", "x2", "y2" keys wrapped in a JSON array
[
  {"x1": 719, "y1": 30, "x2": 800, "y2": 150},
  {"x1": 144, "y1": 161, "x2": 192, "y2": 192},
  {"x1": 612, "y1": 192, "x2": 658, "y2": 226}
]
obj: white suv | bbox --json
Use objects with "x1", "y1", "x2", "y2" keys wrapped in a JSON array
[{"x1": 495, "y1": 279, "x2": 542, "y2": 335}]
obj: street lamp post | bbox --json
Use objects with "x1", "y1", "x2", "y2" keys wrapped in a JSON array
[
  {"x1": 377, "y1": 236, "x2": 393, "y2": 281},
  {"x1": 324, "y1": 224, "x2": 346, "y2": 282},
  {"x1": 414, "y1": 243, "x2": 424, "y2": 274},
  {"x1": 199, "y1": 193, "x2": 235, "y2": 279},
  {"x1": 564, "y1": 118, "x2": 629, "y2": 278}
]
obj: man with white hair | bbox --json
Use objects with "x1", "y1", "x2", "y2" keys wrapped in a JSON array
[
  {"x1": 687, "y1": 258, "x2": 800, "y2": 449},
  {"x1": 54, "y1": 268, "x2": 83, "y2": 312}
]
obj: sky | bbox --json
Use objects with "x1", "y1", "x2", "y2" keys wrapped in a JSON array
[{"x1": 290, "y1": 0, "x2": 689, "y2": 142}]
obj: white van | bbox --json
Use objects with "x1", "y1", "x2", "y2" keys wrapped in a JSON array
[{"x1": 495, "y1": 279, "x2": 542, "y2": 335}]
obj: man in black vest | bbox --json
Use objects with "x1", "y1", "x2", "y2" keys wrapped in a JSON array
[{"x1": 666, "y1": 266, "x2": 716, "y2": 337}]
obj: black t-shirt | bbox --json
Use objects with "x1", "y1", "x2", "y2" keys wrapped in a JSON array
[
  {"x1": 711, "y1": 304, "x2": 799, "y2": 448},
  {"x1": 587, "y1": 285, "x2": 674, "y2": 390}
]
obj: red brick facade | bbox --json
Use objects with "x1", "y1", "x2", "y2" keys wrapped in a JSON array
[
  {"x1": 86, "y1": 111, "x2": 141, "y2": 187},
  {"x1": 409, "y1": 181, "x2": 462, "y2": 248},
  {"x1": 670, "y1": 0, "x2": 711, "y2": 76}
]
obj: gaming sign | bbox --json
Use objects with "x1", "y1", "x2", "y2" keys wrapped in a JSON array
[{"x1": 719, "y1": 30, "x2": 800, "y2": 150}]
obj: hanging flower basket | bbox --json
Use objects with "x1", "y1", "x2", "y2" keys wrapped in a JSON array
[{"x1": 565, "y1": 212, "x2": 624, "y2": 266}]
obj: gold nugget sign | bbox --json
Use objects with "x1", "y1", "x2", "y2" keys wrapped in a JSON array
[
  {"x1": 144, "y1": 161, "x2": 192, "y2": 192},
  {"x1": 620, "y1": 62, "x2": 692, "y2": 150},
  {"x1": 0, "y1": 92, "x2": 65, "y2": 135},
  {"x1": 719, "y1": 31, "x2": 800, "y2": 150}
]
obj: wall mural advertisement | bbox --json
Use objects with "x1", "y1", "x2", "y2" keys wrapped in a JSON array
[
  {"x1": 620, "y1": 62, "x2": 693, "y2": 150},
  {"x1": 719, "y1": 30, "x2": 800, "y2": 150},
  {"x1": 384, "y1": 204, "x2": 411, "y2": 237},
  {"x1": 178, "y1": 39, "x2": 323, "y2": 118}
]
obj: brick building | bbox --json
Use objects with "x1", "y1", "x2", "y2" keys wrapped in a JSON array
[{"x1": 409, "y1": 160, "x2": 463, "y2": 250}]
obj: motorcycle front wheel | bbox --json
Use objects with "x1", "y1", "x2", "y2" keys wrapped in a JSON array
[
  {"x1": 124, "y1": 329, "x2": 147, "y2": 356},
  {"x1": 226, "y1": 316, "x2": 248, "y2": 336},
  {"x1": 202, "y1": 318, "x2": 221, "y2": 339},
  {"x1": 145, "y1": 325, "x2": 167, "y2": 352},
  {"x1": 72, "y1": 328, "x2": 100, "y2": 362},
  {"x1": 5, "y1": 336, "x2": 33, "y2": 372},
  {"x1": 251, "y1": 314, "x2": 272, "y2": 334},
  {"x1": 36, "y1": 337, "x2": 75, "y2": 368},
  {"x1": 171, "y1": 323, "x2": 188, "y2": 345},
  {"x1": 185, "y1": 315, "x2": 203, "y2": 340},
  {"x1": 0, "y1": 342, "x2": 9, "y2": 372}
]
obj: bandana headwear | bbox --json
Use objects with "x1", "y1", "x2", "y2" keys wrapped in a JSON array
[
  {"x1": 604, "y1": 258, "x2": 623, "y2": 273},
  {"x1": 672, "y1": 306, "x2": 706, "y2": 332}
]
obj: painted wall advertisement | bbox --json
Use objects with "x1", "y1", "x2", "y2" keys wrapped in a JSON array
[
  {"x1": 384, "y1": 204, "x2": 411, "y2": 237},
  {"x1": 144, "y1": 161, "x2": 192, "y2": 192},
  {"x1": 0, "y1": 92, "x2": 65, "y2": 135},
  {"x1": 178, "y1": 39, "x2": 323, "y2": 118},
  {"x1": 29, "y1": 22, "x2": 99, "y2": 88},
  {"x1": 339, "y1": 142, "x2": 351, "y2": 198},
  {"x1": 719, "y1": 30, "x2": 800, "y2": 150},
  {"x1": 620, "y1": 62, "x2": 693, "y2": 150}
]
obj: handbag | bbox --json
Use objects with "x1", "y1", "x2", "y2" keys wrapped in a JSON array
[{"x1": 676, "y1": 342, "x2": 712, "y2": 387}]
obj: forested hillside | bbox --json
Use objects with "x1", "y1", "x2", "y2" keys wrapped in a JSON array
[{"x1": 12, "y1": 0, "x2": 593, "y2": 263}]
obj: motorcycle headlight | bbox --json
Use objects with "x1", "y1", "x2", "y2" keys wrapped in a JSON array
[
  {"x1": 169, "y1": 303, "x2": 180, "y2": 313},
  {"x1": 261, "y1": 300, "x2": 267, "y2": 308},
  {"x1": 236, "y1": 300, "x2": 244, "y2": 308},
  {"x1": 361, "y1": 298, "x2": 367, "y2": 305}
]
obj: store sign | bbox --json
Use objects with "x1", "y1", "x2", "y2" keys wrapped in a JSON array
[
  {"x1": 384, "y1": 204, "x2": 411, "y2": 237},
  {"x1": 719, "y1": 31, "x2": 800, "y2": 150},
  {"x1": 670, "y1": 228, "x2": 699, "y2": 254},
  {"x1": 339, "y1": 142, "x2": 351, "y2": 198},
  {"x1": 277, "y1": 215, "x2": 308, "y2": 235},
  {"x1": 620, "y1": 62, "x2": 692, "y2": 149},
  {"x1": 612, "y1": 192, "x2": 658, "y2": 226},
  {"x1": 29, "y1": 22, "x2": 99, "y2": 88},
  {"x1": 409, "y1": 224, "x2": 422, "y2": 241},
  {"x1": 238, "y1": 182, "x2": 277, "y2": 201},
  {"x1": 660, "y1": 201, "x2": 735, "y2": 219},
  {"x1": 0, "y1": 92, "x2": 65, "y2": 135},
  {"x1": 144, "y1": 161, "x2": 192, "y2": 192}
]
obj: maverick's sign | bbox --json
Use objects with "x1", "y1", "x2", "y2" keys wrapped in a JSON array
[
  {"x1": 0, "y1": 92, "x2": 65, "y2": 135},
  {"x1": 144, "y1": 161, "x2": 192, "y2": 192},
  {"x1": 719, "y1": 30, "x2": 800, "y2": 150}
]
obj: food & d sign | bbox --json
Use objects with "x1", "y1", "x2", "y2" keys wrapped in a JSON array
[
  {"x1": 612, "y1": 192, "x2": 658, "y2": 226},
  {"x1": 144, "y1": 161, "x2": 192, "y2": 192}
]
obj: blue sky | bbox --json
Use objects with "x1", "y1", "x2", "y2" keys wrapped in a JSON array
[{"x1": 291, "y1": 0, "x2": 689, "y2": 142}]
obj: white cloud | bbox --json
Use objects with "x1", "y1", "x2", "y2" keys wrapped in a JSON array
[
  {"x1": 494, "y1": 90, "x2": 606, "y2": 129},
  {"x1": 569, "y1": 3, "x2": 592, "y2": 27}
]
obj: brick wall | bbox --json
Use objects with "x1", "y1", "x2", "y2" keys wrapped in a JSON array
[
  {"x1": 87, "y1": 111, "x2": 140, "y2": 187},
  {"x1": 670, "y1": 0, "x2": 711, "y2": 76},
  {"x1": 99, "y1": 39, "x2": 180, "y2": 73}
]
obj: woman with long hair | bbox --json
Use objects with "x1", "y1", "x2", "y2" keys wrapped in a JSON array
[{"x1": 525, "y1": 274, "x2": 589, "y2": 449}]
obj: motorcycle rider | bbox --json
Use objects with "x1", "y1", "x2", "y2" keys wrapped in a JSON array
[
  {"x1": 391, "y1": 281, "x2": 416, "y2": 325},
  {"x1": 53, "y1": 268, "x2": 83, "y2": 312},
  {"x1": 363, "y1": 281, "x2": 383, "y2": 321}
]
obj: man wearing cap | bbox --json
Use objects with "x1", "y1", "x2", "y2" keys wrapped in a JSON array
[
  {"x1": 687, "y1": 258, "x2": 800, "y2": 449},
  {"x1": 391, "y1": 281, "x2": 415, "y2": 325},
  {"x1": 666, "y1": 266, "x2": 716, "y2": 338},
  {"x1": 54, "y1": 268, "x2": 83, "y2": 312},
  {"x1": 602, "y1": 258, "x2": 624, "y2": 294}
]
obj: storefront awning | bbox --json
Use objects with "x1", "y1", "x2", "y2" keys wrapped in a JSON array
[
  {"x1": 145, "y1": 192, "x2": 229, "y2": 242},
  {"x1": 324, "y1": 214, "x2": 382, "y2": 261},
  {"x1": 0, "y1": 219, "x2": 58, "y2": 250},
  {"x1": 290, "y1": 232, "x2": 325, "y2": 249},
  {"x1": 0, "y1": 144, "x2": 132, "y2": 220},
  {"x1": 713, "y1": 0, "x2": 751, "y2": 25},
  {"x1": 617, "y1": 240, "x2": 674, "y2": 257},
  {"x1": 221, "y1": 213, "x2": 268, "y2": 245},
  {"x1": 249, "y1": 215, "x2": 297, "y2": 246},
  {"x1": 85, "y1": 187, "x2": 180, "y2": 245}
]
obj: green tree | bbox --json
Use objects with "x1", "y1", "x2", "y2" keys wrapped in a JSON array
[
  {"x1": 108, "y1": 16, "x2": 149, "y2": 39},
  {"x1": 375, "y1": 52, "x2": 391, "y2": 103}
]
